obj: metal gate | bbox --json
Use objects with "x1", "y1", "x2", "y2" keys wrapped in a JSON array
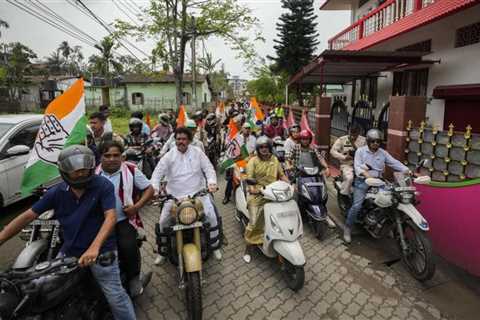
[
  {"x1": 352, "y1": 100, "x2": 374, "y2": 135},
  {"x1": 330, "y1": 99, "x2": 349, "y2": 137},
  {"x1": 377, "y1": 102, "x2": 390, "y2": 141}
]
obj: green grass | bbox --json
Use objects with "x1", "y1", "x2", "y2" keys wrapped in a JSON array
[{"x1": 110, "y1": 116, "x2": 130, "y2": 135}]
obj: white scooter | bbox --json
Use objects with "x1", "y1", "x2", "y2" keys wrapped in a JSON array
[{"x1": 235, "y1": 177, "x2": 306, "y2": 291}]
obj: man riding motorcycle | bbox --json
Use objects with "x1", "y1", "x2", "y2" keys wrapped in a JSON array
[
  {"x1": 286, "y1": 130, "x2": 330, "y2": 177},
  {"x1": 243, "y1": 136, "x2": 290, "y2": 263},
  {"x1": 0, "y1": 145, "x2": 136, "y2": 320},
  {"x1": 151, "y1": 113, "x2": 173, "y2": 143},
  {"x1": 263, "y1": 114, "x2": 286, "y2": 139},
  {"x1": 151, "y1": 127, "x2": 223, "y2": 264},
  {"x1": 330, "y1": 125, "x2": 366, "y2": 195},
  {"x1": 125, "y1": 118, "x2": 150, "y2": 148},
  {"x1": 284, "y1": 124, "x2": 301, "y2": 156},
  {"x1": 97, "y1": 140, "x2": 154, "y2": 297},
  {"x1": 159, "y1": 119, "x2": 205, "y2": 157},
  {"x1": 237, "y1": 122, "x2": 257, "y2": 154},
  {"x1": 343, "y1": 128, "x2": 411, "y2": 244}
]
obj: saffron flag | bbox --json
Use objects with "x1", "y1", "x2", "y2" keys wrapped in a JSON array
[
  {"x1": 286, "y1": 107, "x2": 296, "y2": 128},
  {"x1": 145, "y1": 112, "x2": 151, "y2": 128},
  {"x1": 220, "y1": 119, "x2": 249, "y2": 173},
  {"x1": 176, "y1": 105, "x2": 188, "y2": 127},
  {"x1": 21, "y1": 78, "x2": 87, "y2": 196}
]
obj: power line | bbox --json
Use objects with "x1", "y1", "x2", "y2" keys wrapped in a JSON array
[
  {"x1": 124, "y1": 0, "x2": 143, "y2": 14},
  {"x1": 111, "y1": 0, "x2": 140, "y2": 27},
  {"x1": 119, "y1": 0, "x2": 141, "y2": 17},
  {"x1": 75, "y1": 0, "x2": 144, "y2": 61},
  {"x1": 6, "y1": 0, "x2": 97, "y2": 48},
  {"x1": 29, "y1": 0, "x2": 98, "y2": 44}
]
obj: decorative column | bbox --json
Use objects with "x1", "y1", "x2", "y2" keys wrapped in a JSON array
[
  {"x1": 386, "y1": 96, "x2": 427, "y2": 162},
  {"x1": 315, "y1": 95, "x2": 332, "y2": 155}
]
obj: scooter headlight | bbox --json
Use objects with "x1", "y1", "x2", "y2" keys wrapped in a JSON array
[
  {"x1": 304, "y1": 167, "x2": 319, "y2": 175},
  {"x1": 400, "y1": 192, "x2": 414, "y2": 204},
  {"x1": 178, "y1": 206, "x2": 198, "y2": 225},
  {"x1": 270, "y1": 215, "x2": 283, "y2": 235},
  {"x1": 272, "y1": 189, "x2": 292, "y2": 202}
]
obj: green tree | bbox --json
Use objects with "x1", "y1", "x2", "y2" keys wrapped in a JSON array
[
  {"x1": 0, "y1": 18, "x2": 9, "y2": 39},
  {"x1": 2, "y1": 42, "x2": 37, "y2": 102},
  {"x1": 269, "y1": 0, "x2": 319, "y2": 105},
  {"x1": 114, "y1": 0, "x2": 263, "y2": 107},
  {"x1": 88, "y1": 37, "x2": 122, "y2": 106},
  {"x1": 247, "y1": 65, "x2": 291, "y2": 104},
  {"x1": 46, "y1": 50, "x2": 64, "y2": 75}
]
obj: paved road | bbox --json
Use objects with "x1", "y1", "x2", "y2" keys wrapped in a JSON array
[
  {"x1": 1, "y1": 181, "x2": 478, "y2": 319},
  {"x1": 134, "y1": 180, "x2": 458, "y2": 320}
]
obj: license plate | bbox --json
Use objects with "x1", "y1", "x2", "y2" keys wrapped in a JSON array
[
  {"x1": 30, "y1": 220, "x2": 60, "y2": 226},
  {"x1": 172, "y1": 222, "x2": 203, "y2": 231},
  {"x1": 305, "y1": 182, "x2": 324, "y2": 187}
]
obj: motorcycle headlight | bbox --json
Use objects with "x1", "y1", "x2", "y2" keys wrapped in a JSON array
[
  {"x1": 178, "y1": 206, "x2": 198, "y2": 225},
  {"x1": 400, "y1": 192, "x2": 414, "y2": 204},
  {"x1": 270, "y1": 215, "x2": 283, "y2": 235}
]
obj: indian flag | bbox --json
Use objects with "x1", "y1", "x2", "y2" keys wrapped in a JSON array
[
  {"x1": 219, "y1": 118, "x2": 249, "y2": 173},
  {"x1": 21, "y1": 78, "x2": 87, "y2": 196},
  {"x1": 250, "y1": 97, "x2": 265, "y2": 123}
]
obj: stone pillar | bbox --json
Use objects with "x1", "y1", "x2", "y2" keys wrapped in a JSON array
[
  {"x1": 315, "y1": 96, "x2": 332, "y2": 155},
  {"x1": 387, "y1": 96, "x2": 427, "y2": 162}
]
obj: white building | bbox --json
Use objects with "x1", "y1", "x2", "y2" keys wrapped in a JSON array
[
  {"x1": 291, "y1": 0, "x2": 480, "y2": 133},
  {"x1": 228, "y1": 76, "x2": 248, "y2": 98}
]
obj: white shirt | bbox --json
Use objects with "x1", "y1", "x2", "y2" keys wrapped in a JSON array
[
  {"x1": 103, "y1": 118, "x2": 113, "y2": 133},
  {"x1": 237, "y1": 134, "x2": 257, "y2": 154},
  {"x1": 284, "y1": 137, "x2": 298, "y2": 156},
  {"x1": 151, "y1": 145, "x2": 217, "y2": 198}
]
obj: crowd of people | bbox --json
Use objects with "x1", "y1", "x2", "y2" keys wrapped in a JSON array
[{"x1": 0, "y1": 101, "x2": 412, "y2": 320}]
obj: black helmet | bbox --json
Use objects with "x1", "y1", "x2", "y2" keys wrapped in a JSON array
[
  {"x1": 366, "y1": 128, "x2": 382, "y2": 143},
  {"x1": 129, "y1": 118, "x2": 143, "y2": 130},
  {"x1": 255, "y1": 135, "x2": 273, "y2": 154},
  {"x1": 57, "y1": 145, "x2": 95, "y2": 189},
  {"x1": 288, "y1": 124, "x2": 300, "y2": 135},
  {"x1": 193, "y1": 110, "x2": 204, "y2": 120},
  {"x1": 158, "y1": 113, "x2": 170, "y2": 126}
]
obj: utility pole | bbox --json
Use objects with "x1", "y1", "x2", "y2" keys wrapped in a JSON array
[{"x1": 191, "y1": 15, "x2": 197, "y2": 109}]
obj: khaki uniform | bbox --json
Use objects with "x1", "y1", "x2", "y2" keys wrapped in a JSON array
[
  {"x1": 244, "y1": 155, "x2": 285, "y2": 245},
  {"x1": 330, "y1": 135, "x2": 366, "y2": 195}
]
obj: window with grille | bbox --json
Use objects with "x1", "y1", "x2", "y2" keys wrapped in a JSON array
[
  {"x1": 132, "y1": 92, "x2": 144, "y2": 105},
  {"x1": 455, "y1": 22, "x2": 480, "y2": 48},
  {"x1": 397, "y1": 39, "x2": 432, "y2": 52},
  {"x1": 392, "y1": 68, "x2": 429, "y2": 96}
]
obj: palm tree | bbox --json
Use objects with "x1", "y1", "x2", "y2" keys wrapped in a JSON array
[
  {"x1": 198, "y1": 52, "x2": 222, "y2": 74},
  {"x1": 46, "y1": 51, "x2": 64, "y2": 75},
  {"x1": 90, "y1": 37, "x2": 121, "y2": 106},
  {"x1": 0, "y1": 18, "x2": 9, "y2": 39},
  {"x1": 0, "y1": 19, "x2": 9, "y2": 65}
]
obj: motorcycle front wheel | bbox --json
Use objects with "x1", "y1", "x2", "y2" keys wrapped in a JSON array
[
  {"x1": 399, "y1": 221, "x2": 435, "y2": 282},
  {"x1": 283, "y1": 261, "x2": 304, "y2": 292},
  {"x1": 314, "y1": 221, "x2": 327, "y2": 240},
  {"x1": 185, "y1": 271, "x2": 202, "y2": 320}
]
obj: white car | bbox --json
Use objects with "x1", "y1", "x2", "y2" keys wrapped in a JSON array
[{"x1": 0, "y1": 114, "x2": 58, "y2": 207}]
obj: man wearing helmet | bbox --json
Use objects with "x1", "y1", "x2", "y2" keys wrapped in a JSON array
[
  {"x1": 0, "y1": 145, "x2": 136, "y2": 319},
  {"x1": 263, "y1": 114, "x2": 286, "y2": 139},
  {"x1": 131, "y1": 111, "x2": 150, "y2": 136},
  {"x1": 151, "y1": 127, "x2": 223, "y2": 264},
  {"x1": 287, "y1": 130, "x2": 330, "y2": 177},
  {"x1": 284, "y1": 124, "x2": 301, "y2": 156},
  {"x1": 343, "y1": 129, "x2": 411, "y2": 244},
  {"x1": 125, "y1": 118, "x2": 150, "y2": 148},
  {"x1": 243, "y1": 136, "x2": 290, "y2": 263},
  {"x1": 330, "y1": 125, "x2": 366, "y2": 195},
  {"x1": 151, "y1": 113, "x2": 173, "y2": 143}
]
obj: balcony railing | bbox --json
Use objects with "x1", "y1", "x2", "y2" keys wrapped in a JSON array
[{"x1": 329, "y1": 0, "x2": 436, "y2": 50}]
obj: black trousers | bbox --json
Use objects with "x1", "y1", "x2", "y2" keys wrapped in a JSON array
[
  {"x1": 224, "y1": 168, "x2": 234, "y2": 200},
  {"x1": 116, "y1": 219, "x2": 141, "y2": 281}
]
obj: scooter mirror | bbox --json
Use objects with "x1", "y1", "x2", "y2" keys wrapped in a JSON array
[
  {"x1": 245, "y1": 179, "x2": 257, "y2": 185},
  {"x1": 416, "y1": 159, "x2": 430, "y2": 172}
]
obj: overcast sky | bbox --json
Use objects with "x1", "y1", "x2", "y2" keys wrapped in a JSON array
[{"x1": 0, "y1": 0, "x2": 350, "y2": 79}]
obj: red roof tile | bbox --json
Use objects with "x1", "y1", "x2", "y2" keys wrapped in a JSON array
[{"x1": 344, "y1": 0, "x2": 480, "y2": 51}]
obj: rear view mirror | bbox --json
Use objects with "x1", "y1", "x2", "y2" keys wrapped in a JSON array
[
  {"x1": 245, "y1": 179, "x2": 257, "y2": 185},
  {"x1": 416, "y1": 159, "x2": 430, "y2": 172},
  {"x1": 6, "y1": 145, "x2": 30, "y2": 156}
]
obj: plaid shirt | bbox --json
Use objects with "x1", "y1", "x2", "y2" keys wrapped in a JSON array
[{"x1": 286, "y1": 144, "x2": 325, "y2": 169}]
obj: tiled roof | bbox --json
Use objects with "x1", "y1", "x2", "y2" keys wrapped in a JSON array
[{"x1": 344, "y1": 0, "x2": 480, "y2": 51}]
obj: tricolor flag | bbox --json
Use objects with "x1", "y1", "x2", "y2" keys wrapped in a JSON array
[
  {"x1": 21, "y1": 78, "x2": 87, "y2": 196},
  {"x1": 219, "y1": 118, "x2": 249, "y2": 173},
  {"x1": 250, "y1": 97, "x2": 264, "y2": 122},
  {"x1": 176, "y1": 105, "x2": 188, "y2": 127}
]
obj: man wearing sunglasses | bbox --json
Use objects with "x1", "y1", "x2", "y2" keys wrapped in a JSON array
[{"x1": 343, "y1": 129, "x2": 410, "y2": 244}]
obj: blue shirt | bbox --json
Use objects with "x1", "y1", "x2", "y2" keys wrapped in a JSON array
[
  {"x1": 354, "y1": 146, "x2": 409, "y2": 178},
  {"x1": 98, "y1": 166, "x2": 151, "y2": 222},
  {"x1": 32, "y1": 175, "x2": 117, "y2": 258},
  {"x1": 142, "y1": 122, "x2": 151, "y2": 135}
]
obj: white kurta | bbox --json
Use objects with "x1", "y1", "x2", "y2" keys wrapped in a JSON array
[{"x1": 151, "y1": 145, "x2": 217, "y2": 198}]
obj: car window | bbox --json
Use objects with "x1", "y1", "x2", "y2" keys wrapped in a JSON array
[
  {"x1": 0, "y1": 123, "x2": 14, "y2": 138},
  {"x1": 7, "y1": 124, "x2": 40, "y2": 149}
]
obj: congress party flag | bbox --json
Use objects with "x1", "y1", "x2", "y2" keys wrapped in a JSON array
[{"x1": 21, "y1": 78, "x2": 87, "y2": 196}]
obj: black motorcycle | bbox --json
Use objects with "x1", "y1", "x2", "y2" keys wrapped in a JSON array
[
  {"x1": 0, "y1": 253, "x2": 123, "y2": 320},
  {"x1": 294, "y1": 152, "x2": 329, "y2": 240},
  {"x1": 205, "y1": 135, "x2": 220, "y2": 169},
  {"x1": 124, "y1": 139, "x2": 157, "y2": 179}
]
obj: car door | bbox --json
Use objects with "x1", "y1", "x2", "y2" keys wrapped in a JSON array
[{"x1": 0, "y1": 121, "x2": 40, "y2": 205}]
